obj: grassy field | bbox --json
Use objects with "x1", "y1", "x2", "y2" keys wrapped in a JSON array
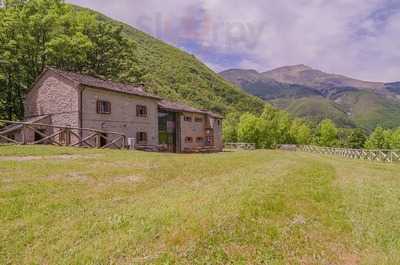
[{"x1": 1, "y1": 146, "x2": 400, "y2": 265}]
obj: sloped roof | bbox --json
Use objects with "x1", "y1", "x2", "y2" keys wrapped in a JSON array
[
  {"x1": 159, "y1": 100, "x2": 204, "y2": 114},
  {"x1": 201, "y1": 110, "x2": 224, "y2": 119},
  {"x1": 31, "y1": 68, "x2": 223, "y2": 118},
  {"x1": 159, "y1": 100, "x2": 223, "y2": 119},
  {"x1": 47, "y1": 68, "x2": 162, "y2": 100}
]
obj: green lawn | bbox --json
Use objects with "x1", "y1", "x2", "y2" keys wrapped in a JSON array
[{"x1": 1, "y1": 146, "x2": 399, "y2": 264}]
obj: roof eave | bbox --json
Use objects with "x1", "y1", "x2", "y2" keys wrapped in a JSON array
[{"x1": 78, "y1": 84, "x2": 162, "y2": 100}]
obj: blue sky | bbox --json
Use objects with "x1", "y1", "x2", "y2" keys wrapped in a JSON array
[{"x1": 67, "y1": 0, "x2": 400, "y2": 82}]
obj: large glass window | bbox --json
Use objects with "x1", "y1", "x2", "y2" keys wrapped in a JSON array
[{"x1": 158, "y1": 111, "x2": 177, "y2": 152}]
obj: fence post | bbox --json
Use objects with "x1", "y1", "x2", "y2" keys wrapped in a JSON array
[
  {"x1": 122, "y1": 135, "x2": 126, "y2": 149},
  {"x1": 22, "y1": 124, "x2": 27, "y2": 145},
  {"x1": 65, "y1": 127, "x2": 71, "y2": 146}
]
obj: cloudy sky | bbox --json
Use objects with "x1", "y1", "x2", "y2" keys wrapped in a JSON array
[{"x1": 67, "y1": 0, "x2": 400, "y2": 82}]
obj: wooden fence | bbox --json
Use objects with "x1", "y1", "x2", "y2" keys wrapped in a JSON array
[
  {"x1": 0, "y1": 120, "x2": 127, "y2": 149},
  {"x1": 224, "y1": 143, "x2": 256, "y2": 151},
  {"x1": 299, "y1": 145, "x2": 400, "y2": 163}
]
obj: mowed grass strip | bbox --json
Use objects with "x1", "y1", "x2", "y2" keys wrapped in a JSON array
[{"x1": 0, "y1": 146, "x2": 399, "y2": 264}]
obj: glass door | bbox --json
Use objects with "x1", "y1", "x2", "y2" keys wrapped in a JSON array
[{"x1": 158, "y1": 111, "x2": 177, "y2": 152}]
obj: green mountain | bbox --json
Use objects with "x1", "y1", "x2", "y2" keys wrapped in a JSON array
[
  {"x1": 271, "y1": 96, "x2": 355, "y2": 127},
  {"x1": 81, "y1": 6, "x2": 265, "y2": 115},
  {"x1": 221, "y1": 69, "x2": 319, "y2": 100},
  {"x1": 221, "y1": 67, "x2": 400, "y2": 130},
  {"x1": 334, "y1": 90, "x2": 400, "y2": 130},
  {"x1": 0, "y1": 2, "x2": 265, "y2": 121}
]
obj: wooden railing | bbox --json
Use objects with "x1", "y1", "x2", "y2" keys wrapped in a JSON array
[
  {"x1": 299, "y1": 145, "x2": 400, "y2": 163},
  {"x1": 224, "y1": 143, "x2": 256, "y2": 151},
  {"x1": 0, "y1": 120, "x2": 127, "y2": 149}
]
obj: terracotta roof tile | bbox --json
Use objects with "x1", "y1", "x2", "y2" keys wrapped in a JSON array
[
  {"x1": 159, "y1": 100, "x2": 223, "y2": 118},
  {"x1": 41, "y1": 68, "x2": 222, "y2": 118},
  {"x1": 201, "y1": 110, "x2": 224, "y2": 119},
  {"x1": 158, "y1": 100, "x2": 204, "y2": 114},
  {"x1": 48, "y1": 68, "x2": 161, "y2": 100}
]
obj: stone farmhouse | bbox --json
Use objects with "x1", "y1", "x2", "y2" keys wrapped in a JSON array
[{"x1": 5, "y1": 68, "x2": 223, "y2": 152}]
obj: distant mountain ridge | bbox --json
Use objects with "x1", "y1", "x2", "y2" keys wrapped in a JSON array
[
  {"x1": 262, "y1": 64, "x2": 385, "y2": 91},
  {"x1": 220, "y1": 65, "x2": 400, "y2": 130}
]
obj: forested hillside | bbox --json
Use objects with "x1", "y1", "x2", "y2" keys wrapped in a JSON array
[{"x1": 0, "y1": 0, "x2": 264, "y2": 121}]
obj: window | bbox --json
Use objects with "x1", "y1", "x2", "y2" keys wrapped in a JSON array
[
  {"x1": 136, "y1": 132, "x2": 147, "y2": 144},
  {"x1": 217, "y1": 119, "x2": 221, "y2": 127},
  {"x1": 195, "y1": 117, "x2": 203, "y2": 123},
  {"x1": 97, "y1": 100, "x2": 111, "y2": 114},
  {"x1": 196, "y1": 137, "x2": 204, "y2": 143},
  {"x1": 136, "y1": 105, "x2": 147, "y2": 117},
  {"x1": 185, "y1": 137, "x2": 193, "y2": 143},
  {"x1": 184, "y1": 116, "x2": 192, "y2": 122}
]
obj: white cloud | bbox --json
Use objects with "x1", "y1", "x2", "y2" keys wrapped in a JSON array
[{"x1": 67, "y1": 0, "x2": 400, "y2": 82}]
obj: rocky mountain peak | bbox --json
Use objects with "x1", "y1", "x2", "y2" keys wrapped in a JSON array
[{"x1": 266, "y1": 64, "x2": 313, "y2": 73}]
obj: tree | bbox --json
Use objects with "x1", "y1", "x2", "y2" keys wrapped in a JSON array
[
  {"x1": 273, "y1": 110, "x2": 292, "y2": 144},
  {"x1": 237, "y1": 113, "x2": 262, "y2": 147},
  {"x1": 347, "y1": 128, "x2": 367, "y2": 149},
  {"x1": 290, "y1": 119, "x2": 312, "y2": 145},
  {"x1": 258, "y1": 105, "x2": 292, "y2": 148},
  {"x1": 317, "y1": 119, "x2": 338, "y2": 147},
  {"x1": 0, "y1": 0, "x2": 140, "y2": 120},
  {"x1": 258, "y1": 104, "x2": 278, "y2": 148},
  {"x1": 365, "y1": 127, "x2": 391, "y2": 149},
  {"x1": 222, "y1": 112, "x2": 241, "y2": 143},
  {"x1": 389, "y1": 128, "x2": 400, "y2": 149}
]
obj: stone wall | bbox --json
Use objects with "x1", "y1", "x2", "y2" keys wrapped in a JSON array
[
  {"x1": 21, "y1": 70, "x2": 223, "y2": 151},
  {"x1": 179, "y1": 112, "x2": 207, "y2": 151},
  {"x1": 211, "y1": 117, "x2": 223, "y2": 151},
  {"x1": 81, "y1": 86, "x2": 159, "y2": 146},
  {"x1": 24, "y1": 71, "x2": 80, "y2": 129}
]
